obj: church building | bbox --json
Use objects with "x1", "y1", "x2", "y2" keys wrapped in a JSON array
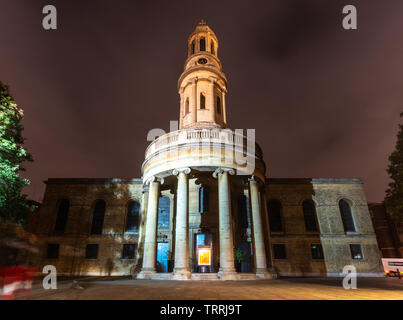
[{"x1": 31, "y1": 22, "x2": 384, "y2": 280}]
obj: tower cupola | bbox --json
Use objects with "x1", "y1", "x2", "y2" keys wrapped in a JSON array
[{"x1": 178, "y1": 20, "x2": 228, "y2": 129}]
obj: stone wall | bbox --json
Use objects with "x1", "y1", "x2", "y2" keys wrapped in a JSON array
[
  {"x1": 266, "y1": 178, "x2": 384, "y2": 277},
  {"x1": 32, "y1": 179, "x2": 143, "y2": 276}
]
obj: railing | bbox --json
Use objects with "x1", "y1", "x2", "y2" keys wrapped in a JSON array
[{"x1": 145, "y1": 128, "x2": 263, "y2": 160}]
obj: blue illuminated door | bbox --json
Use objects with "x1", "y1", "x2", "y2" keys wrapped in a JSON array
[{"x1": 157, "y1": 242, "x2": 169, "y2": 273}]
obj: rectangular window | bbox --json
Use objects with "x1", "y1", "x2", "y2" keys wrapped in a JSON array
[
  {"x1": 122, "y1": 244, "x2": 136, "y2": 259},
  {"x1": 200, "y1": 93, "x2": 206, "y2": 109},
  {"x1": 157, "y1": 196, "x2": 170, "y2": 229},
  {"x1": 47, "y1": 243, "x2": 59, "y2": 259},
  {"x1": 311, "y1": 244, "x2": 324, "y2": 260},
  {"x1": 268, "y1": 200, "x2": 283, "y2": 233},
  {"x1": 200, "y1": 38, "x2": 206, "y2": 51},
  {"x1": 85, "y1": 244, "x2": 99, "y2": 259},
  {"x1": 273, "y1": 244, "x2": 286, "y2": 259},
  {"x1": 216, "y1": 97, "x2": 221, "y2": 114},
  {"x1": 199, "y1": 186, "x2": 209, "y2": 213},
  {"x1": 54, "y1": 199, "x2": 69, "y2": 234},
  {"x1": 350, "y1": 244, "x2": 363, "y2": 260}
]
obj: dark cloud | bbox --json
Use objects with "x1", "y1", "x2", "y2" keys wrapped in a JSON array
[{"x1": 0, "y1": 0, "x2": 402, "y2": 202}]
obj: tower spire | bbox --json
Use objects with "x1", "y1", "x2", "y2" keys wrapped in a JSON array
[{"x1": 177, "y1": 22, "x2": 228, "y2": 129}]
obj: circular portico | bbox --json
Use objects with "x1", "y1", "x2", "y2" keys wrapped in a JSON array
[{"x1": 136, "y1": 128, "x2": 272, "y2": 280}]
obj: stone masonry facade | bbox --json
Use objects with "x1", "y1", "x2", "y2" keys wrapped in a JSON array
[{"x1": 31, "y1": 177, "x2": 384, "y2": 277}]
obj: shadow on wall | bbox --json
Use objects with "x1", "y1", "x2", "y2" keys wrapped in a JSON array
[
  {"x1": 265, "y1": 179, "x2": 327, "y2": 277},
  {"x1": 28, "y1": 180, "x2": 146, "y2": 277}
]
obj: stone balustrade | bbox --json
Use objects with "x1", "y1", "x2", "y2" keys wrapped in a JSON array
[{"x1": 145, "y1": 128, "x2": 263, "y2": 161}]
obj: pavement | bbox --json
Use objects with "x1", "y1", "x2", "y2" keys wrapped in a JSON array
[{"x1": 12, "y1": 276, "x2": 403, "y2": 300}]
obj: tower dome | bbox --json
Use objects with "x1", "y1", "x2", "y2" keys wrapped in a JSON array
[{"x1": 178, "y1": 20, "x2": 228, "y2": 129}]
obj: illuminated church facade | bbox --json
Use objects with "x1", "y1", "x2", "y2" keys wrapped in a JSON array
[{"x1": 31, "y1": 22, "x2": 384, "y2": 279}]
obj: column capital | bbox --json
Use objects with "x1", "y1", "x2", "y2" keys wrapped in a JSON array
[
  {"x1": 213, "y1": 167, "x2": 235, "y2": 179},
  {"x1": 191, "y1": 77, "x2": 198, "y2": 84},
  {"x1": 208, "y1": 77, "x2": 216, "y2": 84},
  {"x1": 172, "y1": 167, "x2": 191, "y2": 176},
  {"x1": 248, "y1": 174, "x2": 264, "y2": 186},
  {"x1": 146, "y1": 176, "x2": 164, "y2": 185}
]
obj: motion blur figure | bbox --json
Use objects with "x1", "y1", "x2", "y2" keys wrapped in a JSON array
[
  {"x1": 0, "y1": 227, "x2": 39, "y2": 300},
  {"x1": 0, "y1": 265, "x2": 37, "y2": 300}
]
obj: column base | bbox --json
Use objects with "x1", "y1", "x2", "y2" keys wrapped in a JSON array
[
  {"x1": 136, "y1": 270, "x2": 156, "y2": 279},
  {"x1": 172, "y1": 269, "x2": 192, "y2": 280},
  {"x1": 217, "y1": 270, "x2": 239, "y2": 281},
  {"x1": 256, "y1": 268, "x2": 277, "y2": 279}
]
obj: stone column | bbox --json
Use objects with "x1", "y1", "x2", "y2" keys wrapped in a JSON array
[
  {"x1": 191, "y1": 78, "x2": 197, "y2": 124},
  {"x1": 135, "y1": 184, "x2": 149, "y2": 267},
  {"x1": 172, "y1": 167, "x2": 191, "y2": 279},
  {"x1": 179, "y1": 87, "x2": 184, "y2": 130},
  {"x1": 207, "y1": 31, "x2": 211, "y2": 54},
  {"x1": 137, "y1": 176, "x2": 163, "y2": 279},
  {"x1": 221, "y1": 88, "x2": 227, "y2": 124},
  {"x1": 260, "y1": 191, "x2": 277, "y2": 278},
  {"x1": 249, "y1": 176, "x2": 270, "y2": 277},
  {"x1": 213, "y1": 168, "x2": 237, "y2": 280},
  {"x1": 208, "y1": 78, "x2": 215, "y2": 122}
]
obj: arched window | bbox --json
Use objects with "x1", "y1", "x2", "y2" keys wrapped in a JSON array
[
  {"x1": 200, "y1": 93, "x2": 206, "y2": 109},
  {"x1": 267, "y1": 199, "x2": 283, "y2": 232},
  {"x1": 54, "y1": 199, "x2": 69, "y2": 234},
  {"x1": 199, "y1": 186, "x2": 209, "y2": 213},
  {"x1": 216, "y1": 96, "x2": 221, "y2": 114},
  {"x1": 200, "y1": 38, "x2": 206, "y2": 51},
  {"x1": 185, "y1": 98, "x2": 189, "y2": 114},
  {"x1": 125, "y1": 201, "x2": 140, "y2": 233},
  {"x1": 302, "y1": 200, "x2": 318, "y2": 232},
  {"x1": 339, "y1": 200, "x2": 356, "y2": 232},
  {"x1": 91, "y1": 200, "x2": 105, "y2": 235},
  {"x1": 191, "y1": 40, "x2": 195, "y2": 54},
  {"x1": 237, "y1": 195, "x2": 250, "y2": 228},
  {"x1": 210, "y1": 41, "x2": 215, "y2": 55},
  {"x1": 157, "y1": 196, "x2": 170, "y2": 229}
]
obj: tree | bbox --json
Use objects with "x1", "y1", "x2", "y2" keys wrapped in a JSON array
[
  {"x1": 385, "y1": 112, "x2": 403, "y2": 221},
  {"x1": 0, "y1": 81, "x2": 34, "y2": 226}
]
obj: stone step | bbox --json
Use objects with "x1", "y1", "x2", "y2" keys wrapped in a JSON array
[
  {"x1": 149, "y1": 273, "x2": 173, "y2": 280},
  {"x1": 238, "y1": 273, "x2": 259, "y2": 280},
  {"x1": 191, "y1": 273, "x2": 219, "y2": 280},
  {"x1": 145, "y1": 272, "x2": 277, "y2": 281}
]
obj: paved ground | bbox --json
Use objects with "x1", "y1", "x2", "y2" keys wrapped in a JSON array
[{"x1": 14, "y1": 276, "x2": 403, "y2": 300}]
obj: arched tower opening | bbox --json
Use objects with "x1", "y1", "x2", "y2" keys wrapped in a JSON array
[{"x1": 180, "y1": 20, "x2": 227, "y2": 129}]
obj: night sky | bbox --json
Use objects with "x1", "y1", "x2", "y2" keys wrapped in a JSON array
[{"x1": 1, "y1": 0, "x2": 402, "y2": 202}]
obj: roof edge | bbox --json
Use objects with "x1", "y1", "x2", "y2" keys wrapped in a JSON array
[{"x1": 45, "y1": 178, "x2": 143, "y2": 185}]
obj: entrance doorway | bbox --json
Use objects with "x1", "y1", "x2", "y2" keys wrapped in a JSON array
[
  {"x1": 156, "y1": 242, "x2": 169, "y2": 273},
  {"x1": 194, "y1": 233, "x2": 213, "y2": 273}
]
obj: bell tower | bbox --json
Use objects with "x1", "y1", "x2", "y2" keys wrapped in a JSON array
[{"x1": 178, "y1": 20, "x2": 228, "y2": 129}]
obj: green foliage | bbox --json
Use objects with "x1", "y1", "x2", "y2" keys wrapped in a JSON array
[
  {"x1": 0, "y1": 81, "x2": 34, "y2": 226},
  {"x1": 234, "y1": 248, "x2": 245, "y2": 261},
  {"x1": 385, "y1": 112, "x2": 403, "y2": 221}
]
